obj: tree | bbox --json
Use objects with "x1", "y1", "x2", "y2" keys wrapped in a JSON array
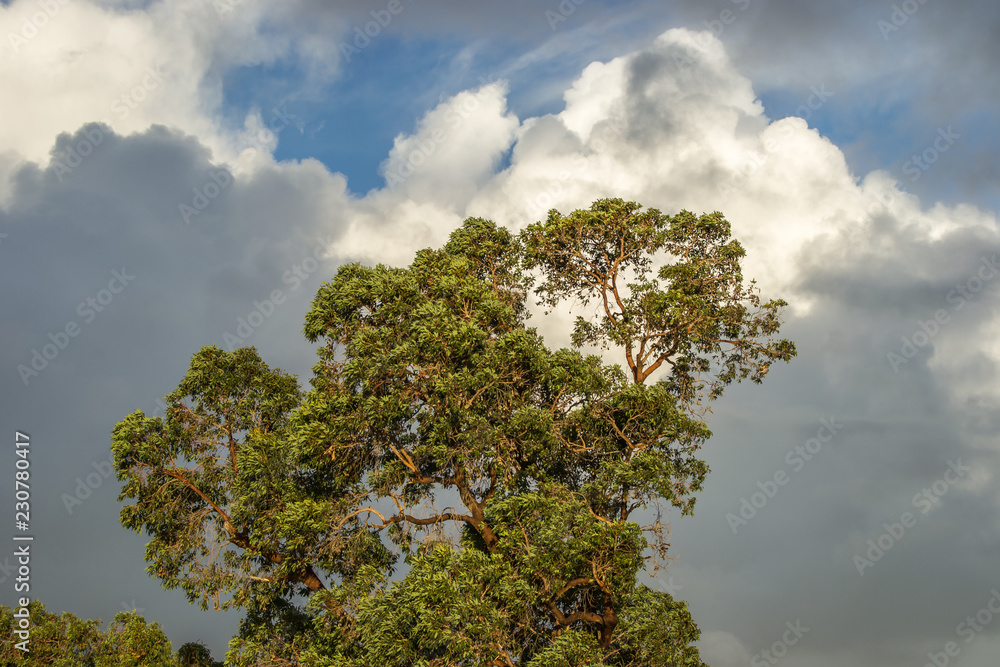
[
  {"x1": 177, "y1": 641, "x2": 225, "y2": 667},
  {"x1": 0, "y1": 600, "x2": 103, "y2": 666},
  {"x1": 112, "y1": 199, "x2": 795, "y2": 665},
  {"x1": 0, "y1": 601, "x2": 220, "y2": 666},
  {"x1": 94, "y1": 610, "x2": 175, "y2": 667}
]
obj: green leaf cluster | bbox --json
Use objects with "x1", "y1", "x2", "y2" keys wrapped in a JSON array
[{"x1": 0, "y1": 601, "x2": 222, "y2": 666}]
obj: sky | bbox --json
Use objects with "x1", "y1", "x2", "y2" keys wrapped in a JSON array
[{"x1": 1, "y1": 0, "x2": 999, "y2": 664}]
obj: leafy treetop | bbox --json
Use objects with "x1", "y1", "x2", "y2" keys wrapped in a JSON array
[
  {"x1": 112, "y1": 199, "x2": 795, "y2": 665},
  {"x1": 0, "y1": 601, "x2": 222, "y2": 666}
]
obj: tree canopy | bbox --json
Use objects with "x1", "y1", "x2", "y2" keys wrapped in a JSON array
[
  {"x1": 111, "y1": 199, "x2": 795, "y2": 665},
  {"x1": 0, "y1": 600, "x2": 222, "y2": 666}
]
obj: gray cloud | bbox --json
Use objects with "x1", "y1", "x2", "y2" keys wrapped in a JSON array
[
  {"x1": 3, "y1": 5, "x2": 1000, "y2": 664},
  {"x1": 0, "y1": 123, "x2": 346, "y2": 653},
  {"x1": 659, "y1": 212, "x2": 1000, "y2": 664}
]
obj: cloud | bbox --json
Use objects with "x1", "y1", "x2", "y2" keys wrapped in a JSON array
[
  {"x1": 3, "y1": 8, "x2": 1000, "y2": 663},
  {"x1": 698, "y1": 630, "x2": 751, "y2": 667},
  {"x1": 379, "y1": 82, "x2": 519, "y2": 200},
  {"x1": 0, "y1": 0, "x2": 352, "y2": 177}
]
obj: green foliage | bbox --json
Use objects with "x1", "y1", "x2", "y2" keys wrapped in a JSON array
[
  {"x1": 0, "y1": 601, "x2": 224, "y2": 666},
  {"x1": 112, "y1": 346, "x2": 312, "y2": 612},
  {"x1": 112, "y1": 199, "x2": 795, "y2": 665},
  {"x1": 177, "y1": 641, "x2": 224, "y2": 667},
  {"x1": 523, "y1": 199, "x2": 795, "y2": 403},
  {"x1": 94, "y1": 611, "x2": 175, "y2": 667},
  {"x1": 0, "y1": 600, "x2": 103, "y2": 666}
]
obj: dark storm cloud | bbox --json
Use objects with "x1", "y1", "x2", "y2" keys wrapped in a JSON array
[
  {"x1": 0, "y1": 123, "x2": 346, "y2": 653},
  {"x1": 799, "y1": 217, "x2": 1000, "y2": 318}
]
